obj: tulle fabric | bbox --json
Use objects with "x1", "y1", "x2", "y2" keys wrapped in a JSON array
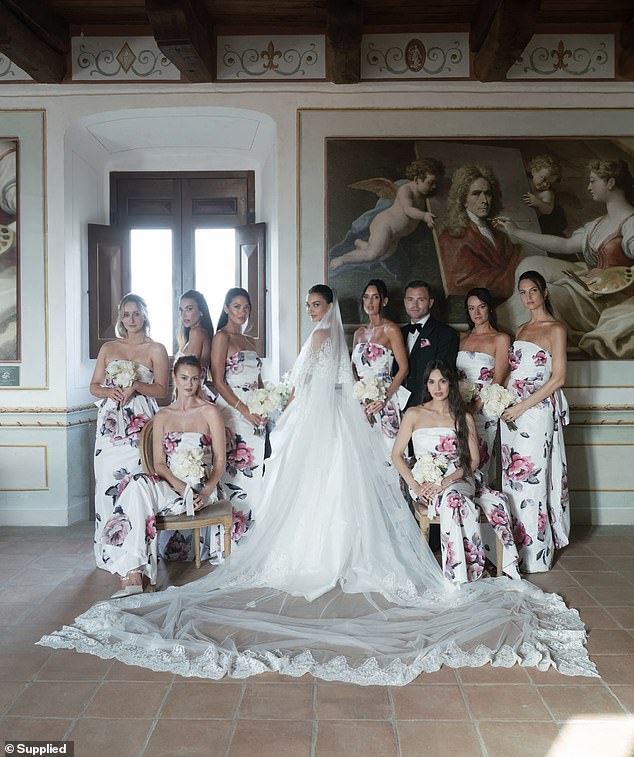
[{"x1": 38, "y1": 300, "x2": 596, "y2": 683}]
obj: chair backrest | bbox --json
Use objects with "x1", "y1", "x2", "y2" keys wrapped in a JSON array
[{"x1": 139, "y1": 419, "x2": 157, "y2": 475}]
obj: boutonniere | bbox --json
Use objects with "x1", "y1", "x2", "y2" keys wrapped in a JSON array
[{"x1": 419, "y1": 338, "x2": 431, "y2": 348}]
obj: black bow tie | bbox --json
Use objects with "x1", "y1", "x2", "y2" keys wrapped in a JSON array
[{"x1": 407, "y1": 323, "x2": 424, "y2": 335}]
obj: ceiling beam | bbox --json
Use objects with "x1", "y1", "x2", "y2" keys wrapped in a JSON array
[
  {"x1": 326, "y1": 0, "x2": 363, "y2": 84},
  {"x1": 0, "y1": 0, "x2": 67, "y2": 82},
  {"x1": 145, "y1": 0, "x2": 214, "y2": 82},
  {"x1": 2, "y1": 0, "x2": 69, "y2": 54},
  {"x1": 618, "y1": 17, "x2": 634, "y2": 80},
  {"x1": 471, "y1": 0, "x2": 541, "y2": 82}
]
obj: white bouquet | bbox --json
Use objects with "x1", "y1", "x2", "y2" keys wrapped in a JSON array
[
  {"x1": 480, "y1": 383, "x2": 518, "y2": 430},
  {"x1": 411, "y1": 453, "x2": 448, "y2": 486},
  {"x1": 458, "y1": 379, "x2": 477, "y2": 404},
  {"x1": 106, "y1": 360, "x2": 138, "y2": 437},
  {"x1": 353, "y1": 376, "x2": 387, "y2": 427},
  {"x1": 171, "y1": 447, "x2": 206, "y2": 516},
  {"x1": 246, "y1": 387, "x2": 278, "y2": 417},
  {"x1": 106, "y1": 360, "x2": 137, "y2": 388},
  {"x1": 171, "y1": 447, "x2": 206, "y2": 489},
  {"x1": 263, "y1": 380, "x2": 292, "y2": 420}
]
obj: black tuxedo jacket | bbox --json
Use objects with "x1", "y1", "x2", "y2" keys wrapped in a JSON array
[{"x1": 398, "y1": 316, "x2": 459, "y2": 408}]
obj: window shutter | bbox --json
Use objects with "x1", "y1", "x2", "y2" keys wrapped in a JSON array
[
  {"x1": 235, "y1": 222, "x2": 266, "y2": 357},
  {"x1": 88, "y1": 223, "x2": 129, "y2": 358}
]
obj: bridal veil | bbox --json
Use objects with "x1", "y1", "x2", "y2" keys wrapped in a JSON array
[{"x1": 39, "y1": 297, "x2": 596, "y2": 684}]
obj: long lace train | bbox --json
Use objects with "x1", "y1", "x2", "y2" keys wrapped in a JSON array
[{"x1": 38, "y1": 299, "x2": 597, "y2": 684}]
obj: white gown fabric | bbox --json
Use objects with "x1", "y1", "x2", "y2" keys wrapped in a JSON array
[{"x1": 39, "y1": 301, "x2": 596, "y2": 684}]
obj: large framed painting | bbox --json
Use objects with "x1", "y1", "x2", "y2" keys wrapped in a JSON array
[
  {"x1": 0, "y1": 110, "x2": 47, "y2": 388},
  {"x1": 298, "y1": 108, "x2": 634, "y2": 363}
]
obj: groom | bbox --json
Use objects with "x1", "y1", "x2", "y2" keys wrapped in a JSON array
[{"x1": 400, "y1": 280, "x2": 458, "y2": 408}]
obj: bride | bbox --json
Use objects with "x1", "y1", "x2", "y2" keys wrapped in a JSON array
[{"x1": 39, "y1": 284, "x2": 595, "y2": 684}]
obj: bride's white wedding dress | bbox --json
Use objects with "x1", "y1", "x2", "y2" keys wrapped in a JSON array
[{"x1": 38, "y1": 300, "x2": 596, "y2": 684}]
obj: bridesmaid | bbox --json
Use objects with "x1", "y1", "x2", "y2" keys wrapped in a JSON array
[
  {"x1": 501, "y1": 270, "x2": 570, "y2": 572},
  {"x1": 351, "y1": 279, "x2": 408, "y2": 460},
  {"x1": 456, "y1": 287, "x2": 510, "y2": 481},
  {"x1": 392, "y1": 361, "x2": 519, "y2": 583},
  {"x1": 89, "y1": 293, "x2": 169, "y2": 571},
  {"x1": 176, "y1": 289, "x2": 214, "y2": 392},
  {"x1": 211, "y1": 287, "x2": 266, "y2": 541},
  {"x1": 103, "y1": 356, "x2": 225, "y2": 596}
]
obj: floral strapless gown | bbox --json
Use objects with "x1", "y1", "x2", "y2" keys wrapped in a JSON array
[
  {"x1": 94, "y1": 361, "x2": 158, "y2": 571},
  {"x1": 103, "y1": 432, "x2": 215, "y2": 584},
  {"x1": 216, "y1": 350, "x2": 265, "y2": 540},
  {"x1": 501, "y1": 341, "x2": 570, "y2": 572},
  {"x1": 351, "y1": 342, "x2": 401, "y2": 460},
  {"x1": 411, "y1": 427, "x2": 520, "y2": 584},
  {"x1": 456, "y1": 350, "x2": 497, "y2": 482}
]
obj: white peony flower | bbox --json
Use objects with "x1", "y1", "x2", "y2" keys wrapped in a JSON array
[
  {"x1": 412, "y1": 453, "x2": 448, "y2": 485},
  {"x1": 171, "y1": 448, "x2": 206, "y2": 488},
  {"x1": 107, "y1": 360, "x2": 137, "y2": 388},
  {"x1": 480, "y1": 384, "x2": 516, "y2": 418},
  {"x1": 353, "y1": 376, "x2": 387, "y2": 404}
]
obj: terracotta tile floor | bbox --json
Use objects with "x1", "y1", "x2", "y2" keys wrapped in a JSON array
[{"x1": 1, "y1": 522, "x2": 634, "y2": 757}]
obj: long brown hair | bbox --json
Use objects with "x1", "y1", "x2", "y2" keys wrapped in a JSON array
[{"x1": 420, "y1": 360, "x2": 472, "y2": 473}]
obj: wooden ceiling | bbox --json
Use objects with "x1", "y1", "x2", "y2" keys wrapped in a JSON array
[{"x1": 1, "y1": 0, "x2": 633, "y2": 83}]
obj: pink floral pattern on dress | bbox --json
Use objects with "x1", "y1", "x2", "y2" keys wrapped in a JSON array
[
  {"x1": 501, "y1": 340, "x2": 570, "y2": 572},
  {"x1": 102, "y1": 513, "x2": 131, "y2": 546},
  {"x1": 352, "y1": 341, "x2": 402, "y2": 459},
  {"x1": 502, "y1": 445, "x2": 541, "y2": 489},
  {"x1": 411, "y1": 426, "x2": 521, "y2": 584},
  {"x1": 436, "y1": 435, "x2": 458, "y2": 456},
  {"x1": 455, "y1": 351, "x2": 498, "y2": 484},
  {"x1": 218, "y1": 350, "x2": 264, "y2": 544}
]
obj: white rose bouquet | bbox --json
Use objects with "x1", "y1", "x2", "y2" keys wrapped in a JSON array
[
  {"x1": 246, "y1": 387, "x2": 277, "y2": 417},
  {"x1": 171, "y1": 447, "x2": 206, "y2": 516},
  {"x1": 106, "y1": 360, "x2": 137, "y2": 389},
  {"x1": 353, "y1": 376, "x2": 387, "y2": 427},
  {"x1": 106, "y1": 360, "x2": 138, "y2": 436},
  {"x1": 411, "y1": 453, "x2": 449, "y2": 486},
  {"x1": 480, "y1": 383, "x2": 518, "y2": 430}
]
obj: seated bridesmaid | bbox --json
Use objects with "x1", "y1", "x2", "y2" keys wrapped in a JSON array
[
  {"x1": 176, "y1": 289, "x2": 215, "y2": 400},
  {"x1": 351, "y1": 278, "x2": 408, "y2": 460},
  {"x1": 392, "y1": 360, "x2": 520, "y2": 583},
  {"x1": 102, "y1": 355, "x2": 226, "y2": 597},
  {"x1": 457, "y1": 287, "x2": 510, "y2": 481}
]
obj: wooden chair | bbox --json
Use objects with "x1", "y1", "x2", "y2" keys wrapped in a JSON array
[
  {"x1": 140, "y1": 420, "x2": 233, "y2": 569},
  {"x1": 413, "y1": 503, "x2": 504, "y2": 577}
]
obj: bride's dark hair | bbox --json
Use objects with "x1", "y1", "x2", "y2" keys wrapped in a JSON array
[
  {"x1": 308, "y1": 284, "x2": 334, "y2": 303},
  {"x1": 420, "y1": 360, "x2": 472, "y2": 473}
]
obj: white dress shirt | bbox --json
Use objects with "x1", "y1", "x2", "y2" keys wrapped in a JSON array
[{"x1": 407, "y1": 313, "x2": 430, "y2": 353}]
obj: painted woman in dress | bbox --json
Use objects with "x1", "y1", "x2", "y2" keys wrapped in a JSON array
[
  {"x1": 103, "y1": 356, "x2": 225, "y2": 596},
  {"x1": 176, "y1": 290, "x2": 215, "y2": 400},
  {"x1": 351, "y1": 279, "x2": 408, "y2": 460},
  {"x1": 211, "y1": 287, "x2": 265, "y2": 540},
  {"x1": 89, "y1": 294, "x2": 169, "y2": 572},
  {"x1": 456, "y1": 287, "x2": 510, "y2": 481},
  {"x1": 392, "y1": 361, "x2": 520, "y2": 583},
  {"x1": 500, "y1": 271, "x2": 569, "y2": 572},
  {"x1": 496, "y1": 159, "x2": 634, "y2": 359}
]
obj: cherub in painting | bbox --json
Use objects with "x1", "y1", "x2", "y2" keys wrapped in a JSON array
[{"x1": 329, "y1": 158, "x2": 444, "y2": 271}]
